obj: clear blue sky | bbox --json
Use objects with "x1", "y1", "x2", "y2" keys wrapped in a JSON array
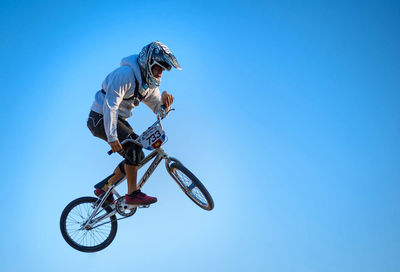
[{"x1": 1, "y1": 0, "x2": 399, "y2": 271}]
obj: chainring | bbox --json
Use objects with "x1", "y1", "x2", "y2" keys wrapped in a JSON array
[{"x1": 116, "y1": 197, "x2": 137, "y2": 217}]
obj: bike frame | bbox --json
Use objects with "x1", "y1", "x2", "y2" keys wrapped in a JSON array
[
  {"x1": 111, "y1": 147, "x2": 171, "y2": 198},
  {"x1": 84, "y1": 113, "x2": 181, "y2": 229}
]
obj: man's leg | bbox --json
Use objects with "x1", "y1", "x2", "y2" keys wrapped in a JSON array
[
  {"x1": 124, "y1": 152, "x2": 157, "y2": 205},
  {"x1": 113, "y1": 119, "x2": 157, "y2": 205},
  {"x1": 96, "y1": 162, "x2": 125, "y2": 191},
  {"x1": 104, "y1": 167, "x2": 124, "y2": 190},
  {"x1": 125, "y1": 164, "x2": 138, "y2": 194},
  {"x1": 94, "y1": 163, "x2": 125, "y2": 204}
]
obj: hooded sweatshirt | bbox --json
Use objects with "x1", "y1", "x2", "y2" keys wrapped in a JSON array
[{"x1": 90, "y1": 55, "x2": 163, "y2": 142}]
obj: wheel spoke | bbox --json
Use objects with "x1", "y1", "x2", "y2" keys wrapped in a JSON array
[
  {"x1": 173, "y1": 167, "x2": 208, "y2": 208},
  {"x1": 61, "y1": 197, "x2": 117, "y2": 251}
]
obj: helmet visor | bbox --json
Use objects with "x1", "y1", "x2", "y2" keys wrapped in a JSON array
[{"x1": 153, "y1": 60, "x2": 172, "y2": 71}]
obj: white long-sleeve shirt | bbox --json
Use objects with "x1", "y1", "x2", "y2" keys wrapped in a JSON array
[{"x1": 90, "y1": 55, "x2": 163, "y2": 142}]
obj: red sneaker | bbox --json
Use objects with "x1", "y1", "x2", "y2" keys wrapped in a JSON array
[
  {"x1": 94, "y1": 188, "x2": 115, "y2": 204},
  {"x1": 125, "y1": 190, "x2": 157, "y2": 205}
]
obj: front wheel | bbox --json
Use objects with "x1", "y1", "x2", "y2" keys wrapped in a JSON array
[
  {"x1": 60, "y1": 196, "x2": 118, "y2": 252},
  {"x1": 167, "y1": 162, "x2": 214, "y2": 211}
]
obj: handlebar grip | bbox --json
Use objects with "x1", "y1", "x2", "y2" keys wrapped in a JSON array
[{"x1": 107, "y1": 150, "x2": 113, "y2": 155}]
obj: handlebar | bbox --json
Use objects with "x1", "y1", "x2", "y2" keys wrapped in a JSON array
[
  {"x1": 107, "y1": 106, "x2": 174, "y2": 155},
  {"x1": 157, "y1": 105, "x2": 175, "y2": 120}
]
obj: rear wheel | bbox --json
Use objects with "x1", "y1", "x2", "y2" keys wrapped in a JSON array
[
  {"x1": 60, "y1": 197, "x2": 117, "y2": 252},
  {"x1": 167, "y1": 162, "x2": 214, "y2": 210}
]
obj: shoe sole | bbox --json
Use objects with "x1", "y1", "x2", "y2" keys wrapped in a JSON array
[{"x1": 125, "y1": 200, "x2": 157, "y2": 206}]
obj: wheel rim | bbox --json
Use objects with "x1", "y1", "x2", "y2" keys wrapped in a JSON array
[
  {"x1": 64, "y1": 202, "x2": 113, "y2": 248},
  {"x1": 173, "y1": 168, "x2": 208, "y2": 208}
]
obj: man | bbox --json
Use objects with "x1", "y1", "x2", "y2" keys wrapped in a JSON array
[{"x1": 87, "y1": 41, "x2": 182, "y2": 205}]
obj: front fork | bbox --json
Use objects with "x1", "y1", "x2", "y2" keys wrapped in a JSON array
[{"x1": 164, "y1": 156, "x2": 182, "y2": 172}]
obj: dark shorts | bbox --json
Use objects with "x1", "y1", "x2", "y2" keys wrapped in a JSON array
[{"x1": 87, "y1": 110, "x2": 145, "y2": 166}]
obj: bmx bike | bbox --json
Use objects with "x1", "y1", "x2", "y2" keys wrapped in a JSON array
[{"x1": 59, "y1": 107, "x2": 214, "y2": 252}]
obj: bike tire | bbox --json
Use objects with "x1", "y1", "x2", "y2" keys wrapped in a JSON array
[
  {"x1": 60, "y1": 196, "x2": 117, "y2": 252},
  {"x1": 167, "y1": 162, "x2": 214, "y2": 211}
]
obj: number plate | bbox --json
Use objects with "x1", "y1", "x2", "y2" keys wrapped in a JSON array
[{"x1": 139, "y1": 123, "x2": 166, "y2": 150}]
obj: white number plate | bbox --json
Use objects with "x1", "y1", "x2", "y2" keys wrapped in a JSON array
[{"x1": 139, "y1": 124, "x2": 166, "y2": 150}]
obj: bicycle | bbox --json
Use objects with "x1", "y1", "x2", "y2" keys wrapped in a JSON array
[{"x1": 59, "y1": 107, "x2": 214, "y2": 252}]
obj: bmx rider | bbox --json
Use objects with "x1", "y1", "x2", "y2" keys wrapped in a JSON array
[{"x1": 87, "y1": 41, "x2": 182, "y2": 206}]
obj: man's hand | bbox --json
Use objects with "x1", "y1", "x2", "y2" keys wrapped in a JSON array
[
  {"x1": 162, "y1": 91, "x2": 174, "y2": 109},
  {"x1": 109, "y1": 140, "x2": 123, "y2": 153}
]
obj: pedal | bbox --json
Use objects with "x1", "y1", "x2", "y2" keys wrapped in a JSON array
[
  {"x1": 125, "y1": 203, "x2": 139, "y2": 209},
  {"x1": 124, "y1": 203, "x2": 151, "y2": 209}
]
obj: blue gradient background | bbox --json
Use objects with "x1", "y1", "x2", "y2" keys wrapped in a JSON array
[{"x1": 1, "y1": 1, "x2": 399, "y2": 271}]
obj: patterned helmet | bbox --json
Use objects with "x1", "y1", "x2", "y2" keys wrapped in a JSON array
[{"x1": 138, "y1": 41, "x2": 182, "y2": 89}]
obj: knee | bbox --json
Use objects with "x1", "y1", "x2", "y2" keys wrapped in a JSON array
[{"x1": 120, "y1": 143, "x2": 144, "y2": 166}]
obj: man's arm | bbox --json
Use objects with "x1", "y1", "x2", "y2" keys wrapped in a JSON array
[
  {"x1": 103, "y1": 66, "x2": 133, "y2": 152},
  {"x1": 161, "y1": 91, "x2": 174, "y2": 109},
  {"x1": 142, "y1": 88, "x2": 174, "y2": 114}
]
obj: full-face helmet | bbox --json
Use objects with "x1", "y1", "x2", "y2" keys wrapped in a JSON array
[{"x1": 138, "y1": 41, "x2": 182, "y2": 89}]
